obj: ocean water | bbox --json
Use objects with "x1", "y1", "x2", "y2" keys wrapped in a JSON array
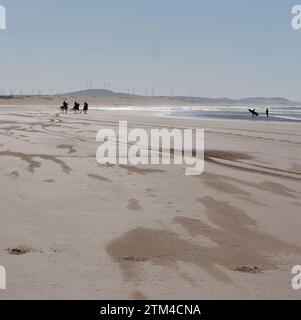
[{"x1": 94, "y1": 105, "x2": 301, "y2": 122}]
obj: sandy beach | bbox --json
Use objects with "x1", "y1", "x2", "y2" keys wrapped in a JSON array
[{"x1": 0, "y1": 103, "x2": 301, "y2": 300}]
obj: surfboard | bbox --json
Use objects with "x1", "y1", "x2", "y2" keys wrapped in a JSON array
[{"x1": 249, "y1": 109, "x2": 259, "y2": 116}]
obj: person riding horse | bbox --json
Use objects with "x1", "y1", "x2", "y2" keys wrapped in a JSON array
[
  {"x1": 60, "y1": 100, "x2": 69, "y2": 114},
  {"x1": 72, "y1": 101, "x2": 80, "y2": 114},
  {"x1": 83, "y1": 102, "x2": 88, "y2": 114},
  {"x1": 60, "y1": 100, "x2": 88, "y2": 115}
]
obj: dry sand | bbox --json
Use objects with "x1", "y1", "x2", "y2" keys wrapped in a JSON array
[{"x1": 0, "y1": 103, "x2": 301, "y2": 299}]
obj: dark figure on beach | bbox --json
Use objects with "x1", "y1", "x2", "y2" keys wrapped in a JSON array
[
  {"x1": 248, "y1": 108, "x2": 259, "y2": 118},
  {"x1": 266, "y1": 108, "x2": 269, "y2": 118},
  {"x1": 83, "y1": 102, "x2": 89, "y2": 114},
  {"x1": 60, "y1": 101, "x2": 69, "y2": 114},
  {"x1": 71, "y1": 101, "x2": 80, "y2": 114},
  {"x1": 76, "y1": 102, "x2": 80, "y2": 113}
]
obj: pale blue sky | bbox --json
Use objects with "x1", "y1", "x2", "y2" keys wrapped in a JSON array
[{"x1": 0, "y1": 0, "x2": 301, "y2": 100}]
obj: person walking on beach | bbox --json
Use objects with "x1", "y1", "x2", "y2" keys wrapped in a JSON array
[
  {"x1": 266, "y1": 107, "x2": 269, "y2": 118},
  {"x1": 249, "y1": 108, "x2": 258, "y2": 118}
]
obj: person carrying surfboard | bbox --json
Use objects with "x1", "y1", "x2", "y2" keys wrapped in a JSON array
[{"x1": 248, "y1": 108, "x2": 259, "y2": 118}]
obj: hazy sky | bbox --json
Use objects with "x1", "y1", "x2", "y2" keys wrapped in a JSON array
[{"x1": 1, "y1": 0, "x2": 301, "y2": 100}]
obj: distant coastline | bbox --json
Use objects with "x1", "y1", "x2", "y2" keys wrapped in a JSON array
[{"x1": 0, "y1": 89, "x2": 300, "y2": 107}]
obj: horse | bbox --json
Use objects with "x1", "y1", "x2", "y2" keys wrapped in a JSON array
[
  {"x1": 60, "y1": 105, "x2": 68, "y2": 114},
  {"x1": 83, "y1": 102, "x2": 88, "y2": 114},
  {"x1": 71, "y1": 102, "x2": 80, "y2": 114}
]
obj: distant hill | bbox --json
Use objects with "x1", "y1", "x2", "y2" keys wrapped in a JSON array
[
  {"x1": 62, "y1": 89, "x2": 134, "y2": 98},
  {"x1": 60, "y1": 89, "x2": 299, "y2": 106}
]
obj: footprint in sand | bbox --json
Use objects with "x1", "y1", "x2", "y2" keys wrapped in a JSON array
[{"x1": 127, "y1": 199, "x2": 142, "y2": 211}]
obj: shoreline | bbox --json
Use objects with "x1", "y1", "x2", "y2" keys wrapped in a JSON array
[{"x1": 1, "y1": 103, "x2": 301, "y2": 124}]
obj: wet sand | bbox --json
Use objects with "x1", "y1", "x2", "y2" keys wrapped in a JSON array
[{"x1": 0, "y1": 104, "x2": 301, "y2": 299}]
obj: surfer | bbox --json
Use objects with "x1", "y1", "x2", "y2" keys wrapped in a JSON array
[
  {"x1": 266, "y1": 108, "x2": 269, "y2": 118},
  {"x1": 249, "y1": 108, "x2": 258, "y2": 118}
]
